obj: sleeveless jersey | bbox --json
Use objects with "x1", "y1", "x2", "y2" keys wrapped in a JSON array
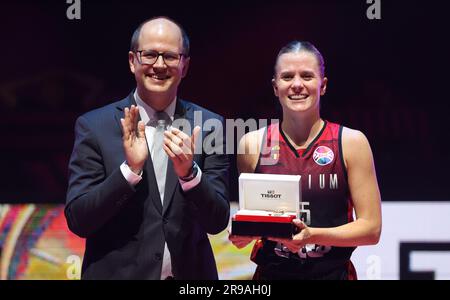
[{"x1": 252, "y1": 120, "x2": 357, "y2": 279}]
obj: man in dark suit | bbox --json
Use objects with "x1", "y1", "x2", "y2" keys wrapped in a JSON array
[{"x1": 65, "y1": 16, "x2": 230, "y2": 279}]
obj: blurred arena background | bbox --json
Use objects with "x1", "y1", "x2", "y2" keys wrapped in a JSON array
[{"x1": 1, "y1": 0, "x2": 449, "y2": 279}]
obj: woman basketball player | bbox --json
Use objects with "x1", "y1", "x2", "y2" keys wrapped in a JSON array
[{"x1": 229, "y1": 41, "x2": 382, "y2": 280}]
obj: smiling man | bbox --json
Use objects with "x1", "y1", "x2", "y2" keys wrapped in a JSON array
[{"x1": 65, "y1": 17, "x2": 230, "y2": 279}]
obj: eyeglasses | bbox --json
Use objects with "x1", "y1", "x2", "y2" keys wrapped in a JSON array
[{"x1": 136, "y1": 50, "x2": 184, "y2": 67}]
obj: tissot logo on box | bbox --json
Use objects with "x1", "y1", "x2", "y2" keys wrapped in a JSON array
[{"x1": 260, "y1": 190, "x2": 282, "y2": 199}]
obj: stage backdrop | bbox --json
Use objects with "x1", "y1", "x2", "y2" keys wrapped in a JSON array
[
  {"x1": 1, "y1": 202, "x2": 449, "y2": 280},
  {"x1": 0, "y1": 203, "x2": 255, "y2": 280}
]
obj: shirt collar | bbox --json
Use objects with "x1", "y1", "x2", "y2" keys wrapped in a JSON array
[{"x1": 133, "y1": 90, "x2": 176, "y2": 125}]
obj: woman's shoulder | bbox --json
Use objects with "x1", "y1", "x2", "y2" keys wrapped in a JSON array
[
  {"x1": 237, "y1": 127, "x2": 267, "y2": 173},
  {"x1": 238, "y1": 127, "x2": 267, "y2": 152},
  {"x1": 341, "y1": 126, "x2": 369, "y2": 145},
  {"x1": 341, "y1": 126, "x2": 373, "y2": 167}
]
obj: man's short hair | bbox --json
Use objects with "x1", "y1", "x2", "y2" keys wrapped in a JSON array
[{"x1": 130, "y1": 16, "x2": 190, "y2": 57}]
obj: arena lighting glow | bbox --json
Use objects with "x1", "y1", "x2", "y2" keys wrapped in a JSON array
[
  {"x1": 0, "y1": 204, "x2": 84, "y2": 280},
  {"x1": 0, "y1": 204, "x2": 254, "y2": 280}
]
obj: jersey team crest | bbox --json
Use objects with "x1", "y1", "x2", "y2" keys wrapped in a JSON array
[{"x1": 313, "y1": 146, "x2": 334, "y2": 166}]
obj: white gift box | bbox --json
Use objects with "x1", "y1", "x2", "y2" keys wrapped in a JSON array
[{"x1": 232, "y1": 173, "x2": 301, "y2": 238}]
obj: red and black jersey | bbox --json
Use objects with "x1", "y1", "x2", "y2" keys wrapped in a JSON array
[{"x1": 251, "y1": 120, "x2": 357, "y2": 279}]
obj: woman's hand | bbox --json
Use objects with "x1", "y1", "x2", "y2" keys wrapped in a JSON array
[
  {"x1": 268, "y1": 219, "x2": 311, "y2": 253},
  {"x1": 228, "y1": 230, "x2": 260, "y2": 249}
]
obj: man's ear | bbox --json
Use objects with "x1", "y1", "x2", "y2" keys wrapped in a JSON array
[
  {"x1": 320, "y1": 77, "x2": 328, "y2": 96},
  {"x1": 181, "y1": 57, "x2": 190, "y2": 78},
  {"x1": 272, "y1": 78, "x2": 279, "y2": 97},
  {"x1": 129, "y1": 51, "x2": 136, "y2": 74}
]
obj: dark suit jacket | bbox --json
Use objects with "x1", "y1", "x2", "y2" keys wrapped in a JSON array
[{"x1": 65, "y1": 93, "x2": 230, "y2": 279}]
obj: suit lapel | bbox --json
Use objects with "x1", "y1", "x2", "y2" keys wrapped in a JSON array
[
  {"x1": 113, "y1": 93, "x2": 136, "y2": 132},
  {"x1": 162, "y1": 99, "x2": 190, "y2": 215},
  {"x1": 115, "y1": 92, "x2": 163, "y2": 214}
]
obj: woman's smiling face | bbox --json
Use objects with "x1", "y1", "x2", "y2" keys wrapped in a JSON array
[{"x1": 272, "y1": 51, "x2": 327, "y2": 114}]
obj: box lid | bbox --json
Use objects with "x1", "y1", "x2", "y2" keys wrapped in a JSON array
[{"x1": 238, "y1": 173, "x2": 301, "y2": 217}]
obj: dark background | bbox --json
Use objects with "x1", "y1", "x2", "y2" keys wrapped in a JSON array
[{"x1": 1, "y1": 0, "x2": 449, "y2": 203}]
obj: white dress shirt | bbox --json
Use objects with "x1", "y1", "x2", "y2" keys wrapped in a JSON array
[{"x1": 120, "y1": 90, "x2": 202, "y2": 279}]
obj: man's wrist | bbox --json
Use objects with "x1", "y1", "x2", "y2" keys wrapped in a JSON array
[
  {"x1": 120, "y1": 161, "x2": 143, "y2": 186},
  {"x1": 127, "y1": 162, "x2": 143, "y2": 176},
  {"x1": 180, "y1": 161, "x2": 198, "y2": 181},
  {"x1": 130, "y1": 167, "x2": 142, "y2": 175}
]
